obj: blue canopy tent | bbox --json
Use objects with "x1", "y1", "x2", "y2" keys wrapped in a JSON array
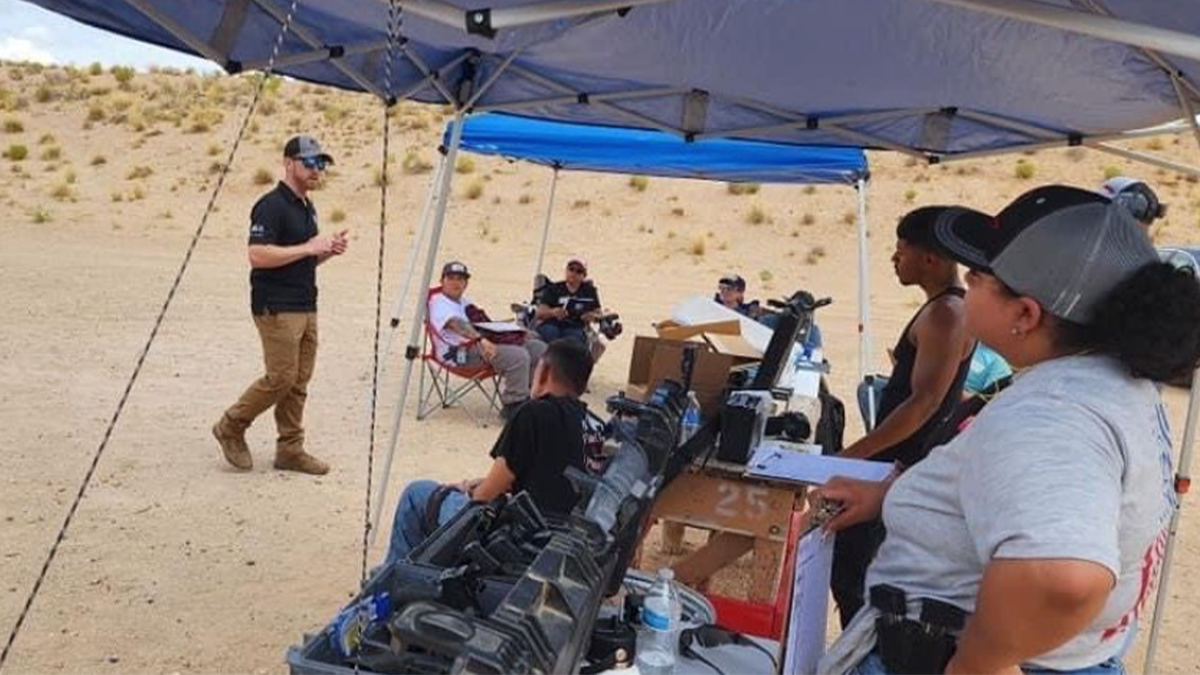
[
  {"x1": 436, "y1": 112, "x2": 877, "y2": 421},
  {"x1": 13, "y1": 1, "x2": 1200, "y2": 670}
]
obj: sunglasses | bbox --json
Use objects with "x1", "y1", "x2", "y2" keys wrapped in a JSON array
[
  {"x1": 567, "y1": 265, "x2": 587, "y2": 274},
  {"x1": 296, "y1": 156, "x2": 329, "y2": 171}
]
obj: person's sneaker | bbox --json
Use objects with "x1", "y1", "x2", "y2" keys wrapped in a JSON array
[
  {"x1": 212, "y1": 418, "x2": 252, "y2": 471},
  {"x1": 274, "y1": 452, "x2": 330, "y2": 476}
]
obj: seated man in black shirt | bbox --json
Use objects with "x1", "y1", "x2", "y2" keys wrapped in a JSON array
[
  {"x1": 385, "y1": 339, "x2": 594, "y2": 564},
  {"x1": 534, "y1": 258, "x2": 603, "y2": 346}
]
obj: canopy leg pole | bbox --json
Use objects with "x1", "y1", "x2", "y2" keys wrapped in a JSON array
[
  {"x1": 380, "y1": 153, "x2": 448, "y2": 361},
  {"x1": 1143, "y1": 366, "x2": 1200, "y2": 673},
  {"x1": 855, "y1": 178, "x2": 876, "y2": 431},
  {"x1": 1143, "y1": 75, "x2": 1200, "y2": 675},
  {"x1": 370, "y1": 113, "x2": 466, "y2": 545},
  {"x1": 532, "y1": 166, "x2": 560, "y2": 284}
]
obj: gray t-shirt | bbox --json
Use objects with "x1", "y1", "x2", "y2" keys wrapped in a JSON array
[{"x1": 865, "y1": 354, "x2": 1175, "y2": 670}]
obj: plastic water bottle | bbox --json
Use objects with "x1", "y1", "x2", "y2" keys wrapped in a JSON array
[
  {"x1": 637, "y1": 568, "x2": 682, "y2": 675},
  {"x1": 680, "y1": 392, "x2": 702, "y2": 444}
]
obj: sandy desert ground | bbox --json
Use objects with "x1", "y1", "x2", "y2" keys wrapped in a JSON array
[{"x1": 0, "y1": 62, "x2": 1198, "y2": 673}]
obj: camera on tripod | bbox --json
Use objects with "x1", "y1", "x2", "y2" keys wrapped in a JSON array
[{"x1": 597, "y1": 312, "x2": 623, "y2": 340}]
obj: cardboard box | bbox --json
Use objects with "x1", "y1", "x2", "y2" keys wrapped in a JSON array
[{"x1": 626, "y1": 335, "x2": 745, "y2": 417}]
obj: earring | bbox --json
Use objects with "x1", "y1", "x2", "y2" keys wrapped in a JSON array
[{"x1": 1010, "y1": 327, "x2": 1023, "y2": 337}]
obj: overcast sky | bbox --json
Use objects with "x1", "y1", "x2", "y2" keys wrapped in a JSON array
[{"x1": 0, "y1": 2, "x2": 215, "y2": 71}]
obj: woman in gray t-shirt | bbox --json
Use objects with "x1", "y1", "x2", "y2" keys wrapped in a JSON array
[{"x1": 817, "y1": 186, "x2": 1200, "y2": 675}]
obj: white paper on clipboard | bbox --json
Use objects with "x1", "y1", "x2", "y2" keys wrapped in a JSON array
[
  {"x1": 472, "y1": 321, "x2": 525, "y2": 333},
  {"x1": 782, "y1": 528, "x2": 835, "y2": 675},
  {"x1": 746, "y1": 441, "x2": 894, "y2": 486}
]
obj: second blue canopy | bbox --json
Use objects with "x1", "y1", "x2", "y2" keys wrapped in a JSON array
[{"x1": 450, "y1": 114, "x2": 868, "y2": 186}]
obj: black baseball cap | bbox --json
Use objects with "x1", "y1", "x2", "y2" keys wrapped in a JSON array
[
  {"x1": 283, "y1": 135, "x2": 334, "y2": 164},
  {"x1": 441, "y1": 261, "x2": 470, "y2": 278},
  {"x1": 718, "y1": 274, "x2": 746, "y2": 291},
  {"x1": 934, "y1": 185, "x2": 1158, "y2": 324}
]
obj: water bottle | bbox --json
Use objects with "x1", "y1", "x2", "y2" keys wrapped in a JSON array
[
  {"x1": 680, "y1": 391, "x2": 702, "y2": 444},
  {"x1": 637, "y1": 569, "x2": 682, "y2": 675}
]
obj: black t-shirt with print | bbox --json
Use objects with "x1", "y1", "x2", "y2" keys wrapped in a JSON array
[
  {"x1": 248, "y1": 182, "x2": 319, "y2": 314},
  {"x1": 489, "y1": 395, "x2": 588, "y2": 515},
  {"x1": 539, "y1": 280, "x2": 601, "y2": 330}
]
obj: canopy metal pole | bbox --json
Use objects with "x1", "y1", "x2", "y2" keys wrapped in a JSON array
[
  {"x1": 370, "y1": 113, "x2": 466, "y2": 544},
  {"x1": 1144, "y1": 367, "x2": 1200, "y2": 673},
  {"x1": 381, "y1": 153, "x2": 447, "y2": 359},
  {"x1": 533, "y1": 166, "x2": 560, "y2": 283},
  {"x1": 855, "y1": 178, "x2": 876, "y2": 431},
  {"x1": 389, "y1": 0, "x2": 677, "y2": 33},
  {"x1": 1143, "y1": 90, "x2": 1200, "y2": 674},
  {"x1": 919, "y1": 0, "x2": 1200, "y2": 63}
]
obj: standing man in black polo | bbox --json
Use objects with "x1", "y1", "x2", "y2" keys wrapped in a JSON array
[{"x1": 212, "y1": 136, "x2": 347, "y2": 475}]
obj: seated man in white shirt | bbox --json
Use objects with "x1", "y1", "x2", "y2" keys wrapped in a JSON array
[{"x1": 429, "y1": 261, "x2": 547, "y2": 420}]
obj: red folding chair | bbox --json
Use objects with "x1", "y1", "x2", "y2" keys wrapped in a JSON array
[{"x1": 417, "y1": 287, "x2": 503, "y2": 426}]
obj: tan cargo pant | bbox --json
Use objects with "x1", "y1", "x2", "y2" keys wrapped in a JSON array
[{"x1": 223, "y1": 311, "x2": 318, "y2": 458}]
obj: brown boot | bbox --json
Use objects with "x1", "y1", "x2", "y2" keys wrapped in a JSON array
[
  {"x1": 273, "y1": 451, "x2": 329, "y2": 476},
  {"x1": 212, "y1": 415, "x2": 252, "y2": 471}
]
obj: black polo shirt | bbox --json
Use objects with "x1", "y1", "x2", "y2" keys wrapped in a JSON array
[
  {"x1": 538, "y1": 280, "x2": 601, "y2": 330},
  {"x1": 248, "y1": 182, "x2": 319, "y2": 314}
]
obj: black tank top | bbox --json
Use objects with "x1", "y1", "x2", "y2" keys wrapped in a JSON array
[{"x1": 874, "y1": 287, "x2": 974, "y2": 466}]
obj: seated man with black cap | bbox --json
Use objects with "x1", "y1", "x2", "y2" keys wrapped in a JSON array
[
  {"x1": 428, "y1": 261, "x2": 546, "y2": 420},
  {"x1": 385, "y1": 339, "x2": 594, "y2": 564},
  {"x1": 714, "y1": 274, "x2": 762, "y2": 317},
  {"x1": 534, "y1": 257, "x2": 603, "y2": 346}
]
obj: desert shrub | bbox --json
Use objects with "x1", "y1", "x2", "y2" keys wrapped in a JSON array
[
  {"x1": 628, "y1": 175, "x2": 649, "y2": 192},
  {"x1": 1014, "y1": 159, "x2": 1035, "y2": 180},
  {"x1": 727, "y1": 182, "x2": 760, "y2": 196},
  {"x1": 401, "y1": 150, "x2": 432, "y2": 175},
  {"x1": 111, "y1": 65, "x2": 136, "y2": 89},
  {"x1": 49, "y1": 182, "x2": 74, "y2": 201},
  {"x1": 3, "y1": 144, "x2": 28, "y2": 161}
]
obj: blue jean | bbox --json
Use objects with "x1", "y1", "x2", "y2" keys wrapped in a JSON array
[
  {"x1": 847, "y1": 651, "x2": 1126, "y2": 675},
  {"x1": 385, "y1": 479, "x2": 470, "y2": 565},
  {"x1": 536, "y1": 322, "x2": 587, "y2": 345}
]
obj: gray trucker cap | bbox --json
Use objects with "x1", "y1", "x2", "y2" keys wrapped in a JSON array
[{"x1": 933, "y1": 185, "x2": 1158, "y2": 324}]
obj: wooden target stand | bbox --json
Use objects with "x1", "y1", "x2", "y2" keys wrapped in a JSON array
[{"x1": 638, "y1": 457, "x2": 809, "y2": 638}]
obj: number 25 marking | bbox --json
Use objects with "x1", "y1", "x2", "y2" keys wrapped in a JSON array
[{"x1": 715, "y1": 484, "x2": 770, "y2": 519}]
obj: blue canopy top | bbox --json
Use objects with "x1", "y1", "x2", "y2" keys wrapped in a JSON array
[
  {"x1": 450, "y1": 114, "x2": 868, "y2": 185},
  {"x1": 19, "y1": 0, "x2": 1200, "y2": 158}
]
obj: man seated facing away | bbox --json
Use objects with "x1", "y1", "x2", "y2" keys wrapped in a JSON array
[
  {"x1": 428, "y1": 261, "x2": 546, "y2": 420},
  {"x1": 386, "y1": 339, "x2": 594, "y2": 564},
  {"x1": 534, "y1": 258, "x2": 602, "y2": 346}
]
